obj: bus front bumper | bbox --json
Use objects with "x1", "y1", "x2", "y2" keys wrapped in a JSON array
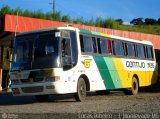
[{"x1": 11, "y1": 82, "x2": 69, "y2": 96}]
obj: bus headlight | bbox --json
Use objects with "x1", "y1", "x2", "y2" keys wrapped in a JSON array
[
  {"x1": 12, "y1": 88, "x2": 20, "y2": 95},
  {"x1": 45, "y1": 76, "x2": 60, "y2": 82}
]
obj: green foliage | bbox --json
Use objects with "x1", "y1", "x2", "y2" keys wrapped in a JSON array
[
  {"x1": 116, "y1": 19, "x2": 123, "y2": 25},
  {"x1": 84, "y1": 18, "x2": 95, "y2": 26},
  {"x1": 103, "y1": 18, "x2": 119, "y2": 29},
  {"x1": 52, "y1": 11, "x2": 61, "y2": 21},
  {"x1": 130, "y1": 18, "x2": 144, "y2": 25},
  {"x1": 145, "y1": 18, "x2": 157, "y2": 25},
  {"x1": 157, "y1": 18, "x2": 160, "y2": 25},
  {"x1": 95, "y1": 17, "x2": 104, "y2": 27},
  {"x1": 62, "y1": 15, "x2": 71, "y2": 22},
  {"x1": 73, "y1": 17, "x2": 84, "y2": 24},
  {"x1": 0, "y1": 5, "x2": 11, "y2": 15},
  {"x1": 0, "y1": 5, "x2": 160, "y2": 35}
]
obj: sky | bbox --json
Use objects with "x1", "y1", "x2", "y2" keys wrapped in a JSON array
[{"x1": 0, "y1": 0, "x2": 160, "y2": 24}]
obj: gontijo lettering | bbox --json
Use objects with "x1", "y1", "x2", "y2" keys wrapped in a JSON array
[{"x1": 126, "y1": 61, "x2": 145, "y2": 68}]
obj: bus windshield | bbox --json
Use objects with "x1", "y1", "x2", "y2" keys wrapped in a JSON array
[{"x1": 11, "y1": 31, "x2": 61, "y2": 71}]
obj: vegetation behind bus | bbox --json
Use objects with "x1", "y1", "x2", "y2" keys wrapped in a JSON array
[{"x1": 0, "y1": 5, "x2": 160, "y2": 35}]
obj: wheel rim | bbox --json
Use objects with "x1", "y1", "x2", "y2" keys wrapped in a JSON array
[
  {"x1": 133, "y1": 82, "x2": 137, "y2": 90},
  {"x1": 132, "y1": 77, "x2": 138, "y2": 95},
  {"x1": 80, "y1": 84, "x2": 86, "y2": 97}
]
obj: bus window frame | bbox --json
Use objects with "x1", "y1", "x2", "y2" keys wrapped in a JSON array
[{"x1": 112, "y1": 39, "x2": 124, "y2": 57}]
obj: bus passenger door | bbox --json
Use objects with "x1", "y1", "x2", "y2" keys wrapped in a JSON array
[
  {"x1": 61, "y1": 31, "x2": 78, "y2": 71},
  {"x1": 61, "y1": 31, "x2": 78, "y2": 92},
  {"x1": 62, "y1": 37, "x2": 72, "y2": 70}
]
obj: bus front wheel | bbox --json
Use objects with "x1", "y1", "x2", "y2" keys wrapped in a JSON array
[{"x1": 74, "y1": 77, "x2": 86, "y2": 102}]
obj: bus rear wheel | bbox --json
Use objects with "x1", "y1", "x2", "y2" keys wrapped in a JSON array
[
  {"x1": 35, "y1": 95, "x2": 49, "y2": 102},
  {"x1": 123, "y1": 77, "x2": 139, "y2": 95},
  {"x1": 74, "y1": 77, "x2": 86, "y2": 102},
  {"x1": 131, "y1": 77, "x2": 139, "y2": 95}
]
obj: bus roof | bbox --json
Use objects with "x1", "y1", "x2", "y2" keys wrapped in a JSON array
[
  {"x1": 16, "y1": 26, "x2": 78, "y2": 36},
  {"x1": 16, "y1": 26, "x2": 153, "y2": 46},
  {"x1": 79, "y1": 28, "x2": 153, "y2": 46}
]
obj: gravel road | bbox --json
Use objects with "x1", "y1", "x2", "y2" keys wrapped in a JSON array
[{"x1": 0, "y1": 91, "x2": 160, "y2": 119}]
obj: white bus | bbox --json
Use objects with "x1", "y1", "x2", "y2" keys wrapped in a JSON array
[{"x1": 10, "y1": 26, "x2": 157, "y2": 101}]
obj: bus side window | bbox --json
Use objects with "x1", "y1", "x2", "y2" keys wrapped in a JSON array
[
  {"x1": 112, "y1": 40, "x2": 124, "y2": 56},
  {"x1": 123, "y1": 42, "x2": 128, "y2": 56},
  {"x1": 80, "y1": 35, "x2": 84, "y2": 52},
  {"x1": 83, "y1": 35, "x2": 93, "y2": 53},
  {"x1": 143, "y1": 45, "x2": 147, "y2": 58},
  {"x1": 133, "y1": 44, "x2": 137, "y2": 57},
  {"x1": 101, "y1": 38, "x2": 108, "y2": 54},
  {"x1": 107, "y1": 40, "x2": 112, "y2": 55},
  {"x1": 127, "y1": 43, "x2": 135, "y2": 57},
  {"x1": 146, "y1": 46, "x2": 154, "y2": 60},
  {"x1": 97, "y1": 38, "x2": 101, "y2": 54},
  {"x1": 92, "y1": 37, "x2": 98, "y2": 53},
  {"x1": 112, "y1": 40, "x2": 115, "y2": 55},
  {"x1": 80, "y1": 34, "x2": 93, "y2": 53},
  {"x1": 137, "y1": 44, "x2": 145, "y2": 59}
]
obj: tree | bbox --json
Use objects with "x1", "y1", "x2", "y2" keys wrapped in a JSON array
[
  {"x1": 45, "y1": 12, "x2": 54, "y2": 20},
  {"x1": 84, "y1": 18, "x2": 95, "y2": 26},
  {"x1": 0, "y1": 5, "x2": 12, "y2": 15},
  {"x1": 95, "y1": 17, "x2": 104, "y2": 27},
  {"x1": 12, "y1": 7, "x2": 23, "y2": 16},
  {"x1": 104, "y1": 18, "x2": 119, "y2": 29},
  {"x1": 23, "y1": 10, "x2": 31, "y2": 17},
  {"x1": 157, "y1": 18, "x2": 160, "y2": 25},
  {"x1": 145, "y1": 18, "x2": 157, "y2": 25},
  {"x1": 130, "y1": 18, "x2": 144, "y2": 25},
  {"x1": 62, "y1": 15, "x2": 71, "y2": 22},
  {"x1": 52, "y1": 11, "x2": 61, "y2": 21},
  {"x1": 73, "y1": 17, "x2": 84, "y2": 24},
  {"x1": 116, "y1": 19, "x2": 123, "y2": 25}
]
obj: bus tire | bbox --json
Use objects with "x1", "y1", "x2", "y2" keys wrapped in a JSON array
[
  {"x1": 123, "y1": 77, "x2": 139, "y2": 95},
  {"x1": 96, "y1": 90, "x2": 110, "y2": 95},
  {"x1": 74, "y1": 77, "x2": 86, "y2": 102},
  {"x1": 35, "y1": 95, "x2": 49, "y2": 102},
  {"x1": 131, "y1": 76, "x2": 139, "y2": 95}
]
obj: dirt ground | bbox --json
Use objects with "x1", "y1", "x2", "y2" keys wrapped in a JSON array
[{"x1": 0, "y1": 90, "x2": 160, "y2": 119}]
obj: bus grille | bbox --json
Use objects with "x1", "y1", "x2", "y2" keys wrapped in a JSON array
[
  {"x1": 21, "y1": 78, "x2": 44, "y2": 83},
  {"x1": 21, "y1": 86, "x2": 43, "y2": 93}
]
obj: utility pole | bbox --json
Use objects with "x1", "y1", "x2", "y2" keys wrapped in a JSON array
[{"x1": 49, "y1": 0, "x2": 55, "y2": 14}]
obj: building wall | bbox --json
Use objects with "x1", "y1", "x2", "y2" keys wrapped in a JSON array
[{"x1": 3, "y1": 14, "x2": 160, "y2": 49}]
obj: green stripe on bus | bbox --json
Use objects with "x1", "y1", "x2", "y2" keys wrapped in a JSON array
[
  {"x1": 104, "y1": 57, "x2": 123, "y2": 89},
  {"x1": 93, "y1": 56, "x2": 115, "y2": 89},
  {"x1": 79, "y1": 28, "x2": 92, "y2": 34},
  {"x1": 91, "y1": 31, "x2": 100, "y2": 36},
  {"x1": 80, "y1": 28, "x2": 107, "y2": 37}
]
